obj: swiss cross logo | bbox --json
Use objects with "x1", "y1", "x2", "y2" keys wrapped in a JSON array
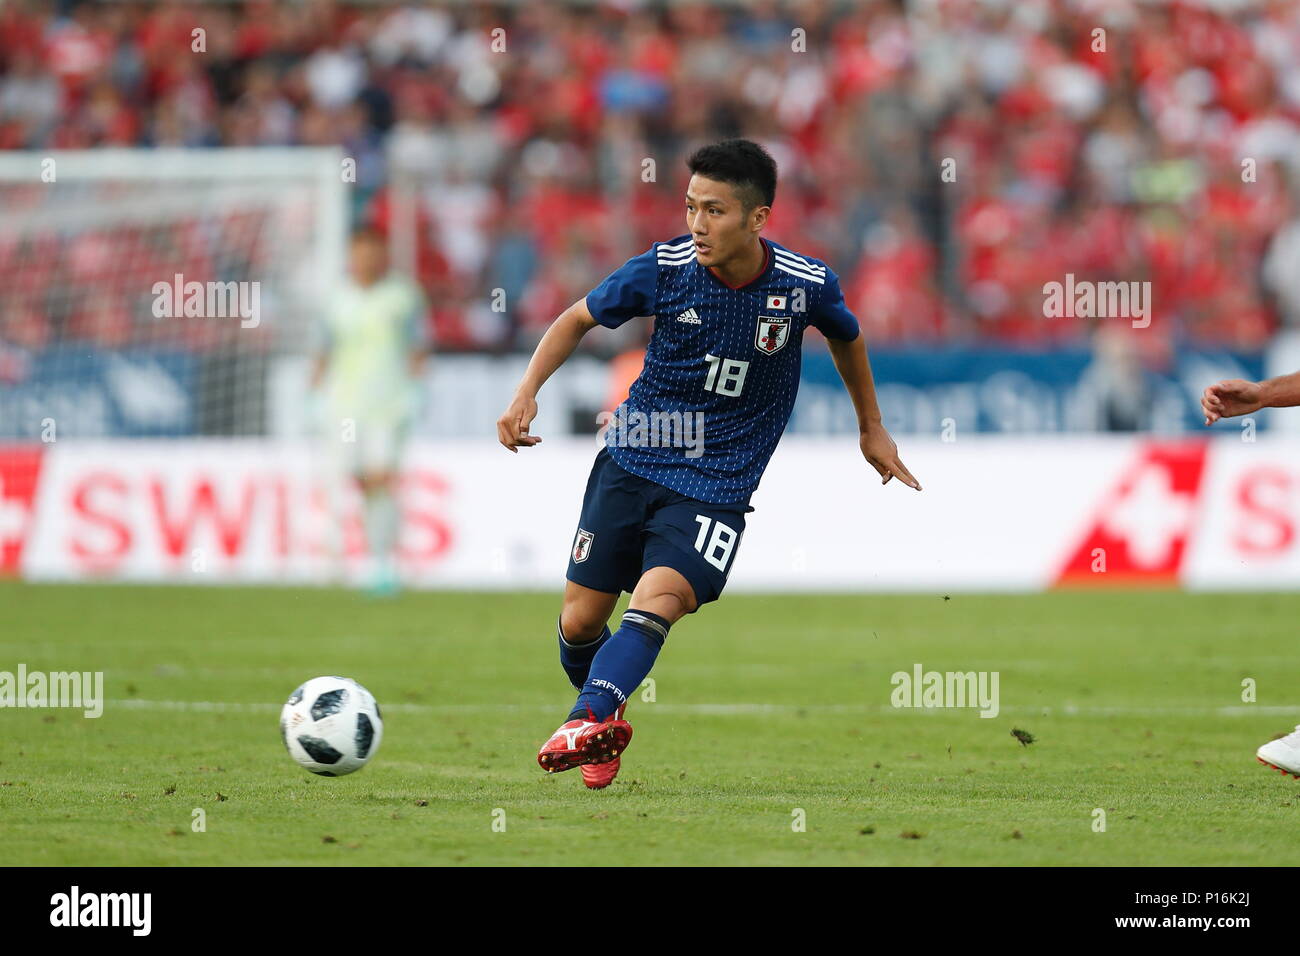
[
  {"x1": 0, "y1": 447, "x2": 43, "y2": 576},
  {"x1": 1055, "y1": 442, "x2": 1209, "y2": 586},
  {"x1": 754, "y1": 315, "x2": 791, "y2": 355}
]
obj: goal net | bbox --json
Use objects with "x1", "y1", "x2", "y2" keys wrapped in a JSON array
[{"x1": 0, "y1": 148, "x2": 347, "y2": 441}]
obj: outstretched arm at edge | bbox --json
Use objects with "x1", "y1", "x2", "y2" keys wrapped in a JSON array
[{"x1": 1202, "y1": 370, "x2": 1300, "y2": 425}]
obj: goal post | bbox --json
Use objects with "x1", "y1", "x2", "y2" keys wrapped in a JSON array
[{"x1": 0, "y1": 147, "x2": 348, "y2": 440}]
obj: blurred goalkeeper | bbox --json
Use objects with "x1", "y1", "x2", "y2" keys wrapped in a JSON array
[{"x1": 312, "y1": 226, "x2": 430, "y2": 595}]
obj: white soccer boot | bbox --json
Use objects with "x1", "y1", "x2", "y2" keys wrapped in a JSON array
[{"x1": 1257, "y1": 726, "x2": 1300, "y2": 778}]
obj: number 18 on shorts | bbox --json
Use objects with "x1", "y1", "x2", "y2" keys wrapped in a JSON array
[{"x1": 565, "y1": 448, "x2": 751, "y2": 607}]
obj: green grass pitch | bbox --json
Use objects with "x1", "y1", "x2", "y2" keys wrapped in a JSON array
[{"x1": 2, "y1": 581, "x2": 1298, "y2": 866}]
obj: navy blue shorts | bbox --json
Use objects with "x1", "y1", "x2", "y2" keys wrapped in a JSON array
[{"x1": 566, "y1": 448, "x2": 753, "y2": 608}]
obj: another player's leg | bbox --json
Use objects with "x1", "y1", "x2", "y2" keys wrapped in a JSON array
[
  {"x1": 1257, "y1": 727, "x2": 1300, "y2": 778},
  {"x1": 315, "y1": 400, "x2": 353, "y2": 586},
  {"x1": 539, "y1": 566, "x2": 695, "y2": 776},
  {"x1": 356, "y1": 417, "x2": 408, "y2": 596},
  {"x1": 357, "y1": 470, "x2": 400, "y2": 595}
]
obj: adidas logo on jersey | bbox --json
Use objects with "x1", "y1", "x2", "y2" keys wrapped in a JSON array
[{"x1": 676, "y1": 308, "x2": 702, "y2": 324}]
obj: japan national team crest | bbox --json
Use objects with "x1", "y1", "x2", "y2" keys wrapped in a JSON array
[
  {"x1": 755, "y1": 315, "x2": 791, "y2": 355},
  {"x1": 573, "y1": 528, "x2": 595, "y2": 563}
]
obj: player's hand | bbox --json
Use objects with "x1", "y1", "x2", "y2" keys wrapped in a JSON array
[
  {"x1": 860, "y1": 422, "x2": 921, "y2": 490},
  {"x1": 497, "y1": 393, "x2": 542, "y2": 453},
  {"x1": 1202, "y1": 379, "x2": 1263, "y2": 425}
]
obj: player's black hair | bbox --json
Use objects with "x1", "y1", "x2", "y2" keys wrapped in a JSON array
[{"x1": 686, "y1": 139, "x2": 778, "y2": 213}]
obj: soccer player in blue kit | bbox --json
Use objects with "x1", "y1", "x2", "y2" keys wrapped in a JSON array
[{"x1": 497, "y1": 139, "x2": 921, "y2": 788}]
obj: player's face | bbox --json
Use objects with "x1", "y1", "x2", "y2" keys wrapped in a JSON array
[
  {"x1": 685, "y1": 175, "x2": 766, "y2": 267},
  {"x1": 350, "y1": 237, "x2": 388, "y2": 285}
]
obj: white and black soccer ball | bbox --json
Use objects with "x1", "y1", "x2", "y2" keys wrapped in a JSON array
[{"x1": 280, "y1": 676, "x2": 383, "y2": 776}]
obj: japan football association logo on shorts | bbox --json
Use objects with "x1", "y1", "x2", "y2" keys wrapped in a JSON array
[
  {"x1": 573, "y1": 528, "x2": 595, "y2": 563},
  {"x1": 755, "y1": 315, "x2": 790, "y2": 355}
]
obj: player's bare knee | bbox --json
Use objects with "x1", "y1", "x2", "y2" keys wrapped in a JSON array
[
  {"x1": 559, "y1": 604, "x2": 607, "y2": 643},
  {"x1": 653, "y1": 587, "x2": 696, "y2": 622},
  {"x1": 358, "y1": 471, "x2": 395, "y2": 495},
  {"x1": 560, "y1": 581, "x2": 618, "y2": 641},
  {"x1": 629, "y1": 584, "x2": 696, "y2": 623}
]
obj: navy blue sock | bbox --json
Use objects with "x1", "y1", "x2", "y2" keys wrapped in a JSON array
[
  {"x1": 557, "y1": 618, "x2": 611, "y2": 690},
  {"x1": 568, "y1": 609, "x2": 670, "y2": 722}
]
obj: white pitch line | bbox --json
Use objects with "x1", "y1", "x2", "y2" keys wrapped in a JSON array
[{"x1": 103, "y1": 699, "x2": 1300, "y2": 718}]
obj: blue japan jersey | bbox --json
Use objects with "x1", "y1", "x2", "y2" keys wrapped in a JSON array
[{"x1": 584, "y1": 235, "x2": 860, "y2": 505}]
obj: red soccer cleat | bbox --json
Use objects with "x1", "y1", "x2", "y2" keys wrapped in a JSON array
[
  {"x1": 581, "y1": 703, "x2": 627, "y2": 790},
  {"x1": 537, "y1": 710, "x2": 632, "y2": 775}
]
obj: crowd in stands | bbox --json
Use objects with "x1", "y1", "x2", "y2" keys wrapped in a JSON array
[{"x1": 3, "y1": 0, "x2": 1300, "y2": 356}]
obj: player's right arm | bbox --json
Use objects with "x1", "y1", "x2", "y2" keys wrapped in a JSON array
[
  {"x1": 497, "y1": 297, "x2": 599, "y2": 452},
  {"x1": 498, "y1": 245, "x2": 658, "y2": 453},
  {"x1": 1202, "y1": 371, "x2": 1300, "y2": 424}
]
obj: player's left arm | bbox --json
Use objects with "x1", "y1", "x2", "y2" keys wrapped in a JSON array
[
  {"x1": 810, "y1": 268, "x2": 920, "y2": 490},
  {"x1": 309, "y1": 320, "x2": 331, "y2": 389},
  {"x1": 408, "y1": 339, "x2": 430, "y2": 378},
  {"x1": 405, "y1": 282, "x2": 433, "y2": 379},
  {"x1": 826, "y1": 332, "x2": 921, "y2": 490}
]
